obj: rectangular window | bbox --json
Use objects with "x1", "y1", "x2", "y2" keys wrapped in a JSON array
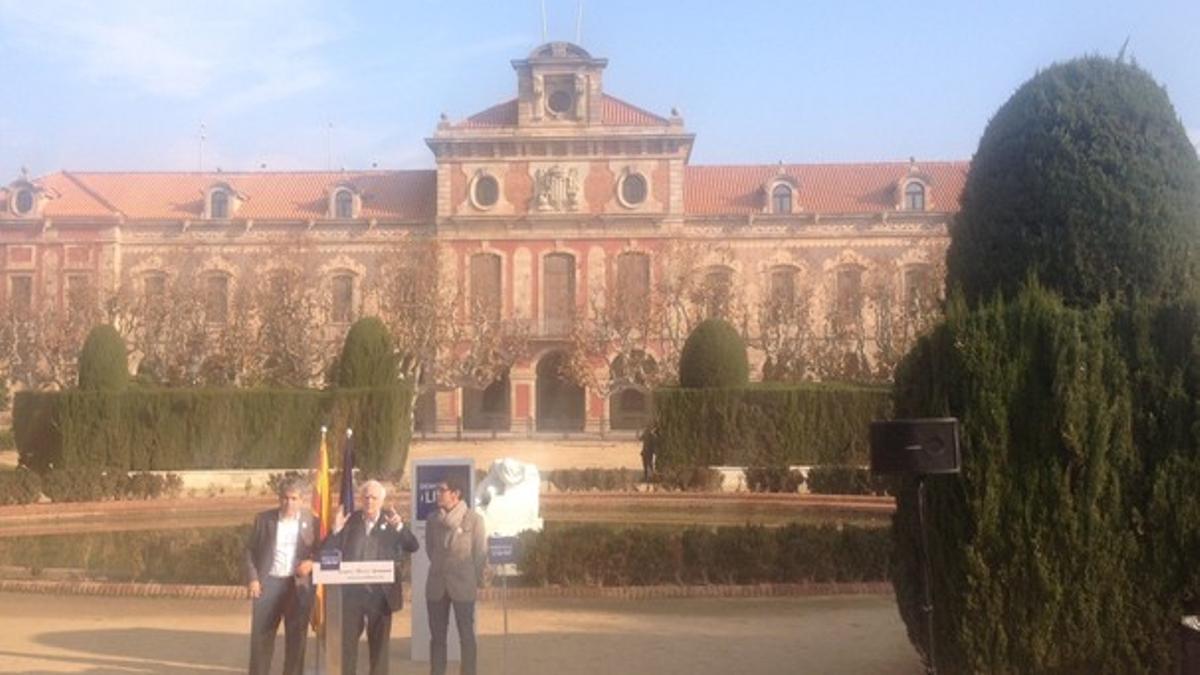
[
  {"x1": 904, "y1": 267, "x2": 931, "y2": 315},
  {"x1": 835, "y1": 267, "x2": 863, "y2": 322},
  {"x1": 616, "y1": 253, "x2": 650, "y2": 318},
  {"x1": 543, "y1": 254, "x2": 575, "y2": 335},
  {"x1": 65, "y1": 274, "x2": 91, "y2": 311},
  {"x1": 9, "y1": 275, "x2": 32, "y2": 313},
  {"x1": 205, "y1": 275, "x2": 228, "y2": 324},
  {"x1": 704, "y1": 267, "x2": 733, "y2": 318},
  {"x1": 331, "y1": 274, "x2": 355, "y2": 323},
  {"x1": 470, "y1": 254, "x2": 502, "y2": 323},
  {"x1": 769, "y1": 268, "x2": 796, "y2": 306},
  {"x1": 143, "y1": 273, "x2": 166, "y2": 299}
]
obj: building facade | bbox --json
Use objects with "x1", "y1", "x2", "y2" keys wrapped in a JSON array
[{"x1": 0, "y1": 43, "x2": 966, "y2": 435}]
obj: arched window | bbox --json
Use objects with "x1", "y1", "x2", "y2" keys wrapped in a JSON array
[
  {"x1": 210, "y1": 190, "x2": 229, "y2": 219},
  {"x1": 771, "y1": 185, "x2": 792, "y2": 214},
  {"x1": 905, "y1": 182, "x2": 926, "y2": 211},
  {"x1": 335, "y1": 189, "x2": 354, "y2": 218}
]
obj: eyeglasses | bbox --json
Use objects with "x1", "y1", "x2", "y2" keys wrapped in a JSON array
[{"x1": 435, "y1": 486, "x2": 450, "y2": 493}]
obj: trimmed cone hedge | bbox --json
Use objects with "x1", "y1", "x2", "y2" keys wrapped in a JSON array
[
  {"x1": 651, "y1": 383, "x2": 891, "y2": 468},
  {"x1": 14, "y1": 384, "x2": 411, "y2": 476},
  {"x1": 679, "y1": 318, "x2": 750, "y2": 388}
]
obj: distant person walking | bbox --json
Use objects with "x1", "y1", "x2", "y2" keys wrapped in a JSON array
[
  {"x1": 641, "y1": 431, "x2": 657, "y2": 482},
  {"x1": 425, "y1": 475, "x2": 488, "y2": 675},
  {"x1": 324, "y1": 479, "x2": 420, "y2": 675},
  {"x1": 243, "y1": 475, "x2": 320, "y2": 675}
]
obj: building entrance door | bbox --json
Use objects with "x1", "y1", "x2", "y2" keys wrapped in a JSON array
[{"x1": 536, "y1": 351, "x2": 584, "y2": 431}]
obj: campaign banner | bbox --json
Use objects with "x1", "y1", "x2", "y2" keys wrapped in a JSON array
[{"x1": 414, "y1": 462, "x2": 475, "y2": 522}]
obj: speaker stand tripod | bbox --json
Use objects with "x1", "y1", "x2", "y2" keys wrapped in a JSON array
[{"x1": 917, "y1": 476, "x2": 937, "y2": 675}]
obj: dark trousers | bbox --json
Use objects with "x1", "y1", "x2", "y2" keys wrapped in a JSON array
[
  {"x1": 249, "y1": 576, "x2": 311, "y2": 675},
  {"x1": 428, "y1": 594, "x2": 476, "y2": 675},
  {"x1": 642, "y1": 453, "x2": 654, "y2": 481},
  {"x1": 343, "y1": 589, "x2": 393, "y2": 675}
]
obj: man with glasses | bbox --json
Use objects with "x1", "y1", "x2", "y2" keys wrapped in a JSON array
[
  {"x1": 425, "y1": 475, "x2": 487, "y2": 675},
  {"x1": 325, "y1": 479, "x2": 419, "y2": 674}
]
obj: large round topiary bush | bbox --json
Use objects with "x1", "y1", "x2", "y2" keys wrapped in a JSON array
[
  {"x1": 77, "y1": 324, "x2": 128, "y2": 390},
  {"x1": 678, "y1": 318, "x2": 749, "y2": 388},
  {"x1": 336, "y1": 316, "x2": 397, "y2": 387},
  {"x1": 946, "y1": 56, "x2": 1200, "y2": 308}
]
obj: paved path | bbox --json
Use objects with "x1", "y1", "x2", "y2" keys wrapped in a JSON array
[{"x1": 0, "y1": 591, "x2": 921, "y2": 674}]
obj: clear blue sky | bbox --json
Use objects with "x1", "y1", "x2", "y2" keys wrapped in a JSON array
[{"x1": 0, "y1": 0, "x2": 1196, "y2": 178}]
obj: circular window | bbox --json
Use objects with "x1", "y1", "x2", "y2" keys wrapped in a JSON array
[
  {"x1": 547, "y1": 89, "x2": 574, "y2": 114},
  {"x1": 618, "y1": 173, "x2": 648, "y2": 207},
  {"x1": 472, "y1": 174, "x2": 500, "y2": 209},
  {"x1": 13, "y1": 189, "x2": 34, "y2": 216}
]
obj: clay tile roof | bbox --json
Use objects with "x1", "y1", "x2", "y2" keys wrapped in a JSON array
[
  {"x1": 684, "y1": 162, "x2": 970, "y2": 215},
  {"x1": 600, "y1": 95, "x2": 670, "y2": 126},
  {"x1": 35, "y1": 171, "x2": 436, "y2": 221},
  {"x1": 453, "y1": 94, "x2": 669, "y2": 128},
  {"x1": 458, "y1": 99, "x2": 519, "y2": 129}
]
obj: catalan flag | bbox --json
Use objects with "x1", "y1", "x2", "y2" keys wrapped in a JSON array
[{"x1": 310, "y1": 426, "x2": 331, "y2": 633}]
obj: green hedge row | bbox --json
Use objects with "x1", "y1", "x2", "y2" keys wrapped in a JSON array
[
  {"x1": 14, "y1": 384, "x2": 411, "y2": 475},
  {"x1": 650, "y1": 383, "x2": 891, "y2": 468},
  {"x1": 0, "y1": 467, "x2": 188, "y2": 504},
  {"x1": 806, "y1": 466, "x2": 893, "y2": 496},
  {"x1": 0, "y1": 527, "x2": 248, "y2": 585},
  {"x1": 0, "y1": 468, "x2": 42, "y2": 505},
  {"x1": 518, "y1": 522, "x2": 890, "y2": 586},
  {"x1": 0, "y1": 521, "x2": 889, "y2": 588}
]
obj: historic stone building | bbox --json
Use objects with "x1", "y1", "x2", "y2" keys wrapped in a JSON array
[{"x1": 0, "y1": 42, "x2": 966, "y2": 435}]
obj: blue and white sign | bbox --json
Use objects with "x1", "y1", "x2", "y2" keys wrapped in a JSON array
[
  {"x1": 488, "y1": 536, "x2": 520, "y2": 565},
  {"x1": 414, "y1": 462, "x2": 475, "y2": 522}
]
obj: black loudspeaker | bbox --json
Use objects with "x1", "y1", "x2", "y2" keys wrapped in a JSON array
[{"x1": 870, "y1": 418, "x2": 960, "y2": 475}]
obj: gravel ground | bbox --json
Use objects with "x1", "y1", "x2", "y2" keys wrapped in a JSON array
[{"x1": 0, "y1": 591, "x2": 922, "y2": 674}]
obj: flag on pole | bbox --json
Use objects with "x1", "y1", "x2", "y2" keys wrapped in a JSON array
[
  {"x1": 310, "y1": 426, "x2": 331, "y2": 633},
  {"x1": 340, "y1": 428, "x2": 355, "y2": 516}
]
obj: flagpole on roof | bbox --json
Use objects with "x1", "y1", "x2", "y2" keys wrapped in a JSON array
[
  {"x1": 540, "y1": 0, "x2": 547, "y2": 42},
  {"x1": 576, "y1": 0, "x2": 584, "y2": 44}
]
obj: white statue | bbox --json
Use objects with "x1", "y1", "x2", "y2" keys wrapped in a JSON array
[{"x1": 474, "y1": 458, "x2": 543, "y2": 537}]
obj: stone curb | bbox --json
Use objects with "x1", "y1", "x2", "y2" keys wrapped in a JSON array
[{"x1": 0, "y1": 578, "x2": 892, "y2": 602}]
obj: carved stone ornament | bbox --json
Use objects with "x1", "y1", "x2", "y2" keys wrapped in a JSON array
[{"x1": 534, "y1": 165, "x2": 581, "y2": 212}]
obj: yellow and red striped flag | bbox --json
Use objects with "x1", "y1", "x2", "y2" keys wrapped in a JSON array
[{"x1": 310, "y1": 425, "x2": 331, "y2": 633}]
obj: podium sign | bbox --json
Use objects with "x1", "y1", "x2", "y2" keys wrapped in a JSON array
[{"x1": 313, "y1": 560, "x2": 395, "y2": 585}]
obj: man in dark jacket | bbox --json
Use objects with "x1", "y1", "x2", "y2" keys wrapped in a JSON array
[
  {"x1": 324, "y1": 479, "x2": 420, "y2": 675},
  {"x1": 244, "y1": 475, "x2": 320, "y2": 675}
]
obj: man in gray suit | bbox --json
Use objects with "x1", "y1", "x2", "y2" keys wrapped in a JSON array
[
  {"x1": 244, "y1": 475, "x2": 319, "y2": 675},
  {"x1": 425, "y1": 474, "x2": 487, "y2": 675}
]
